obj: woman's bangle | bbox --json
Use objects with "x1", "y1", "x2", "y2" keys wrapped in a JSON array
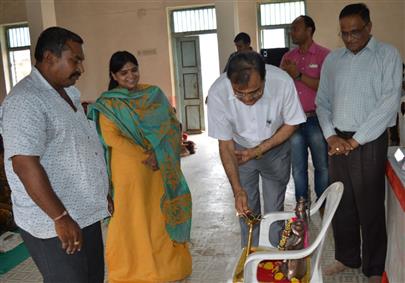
[{"x1": 53, "y1": 210, "x2": 68, "y2": 222}]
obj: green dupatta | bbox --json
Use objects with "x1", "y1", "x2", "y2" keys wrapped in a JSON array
[{"x1": 88, "y1": 85, "x2": 191, "y2": 243}]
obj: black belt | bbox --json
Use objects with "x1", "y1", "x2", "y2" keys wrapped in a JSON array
[
  {"x1": 305, "y1": 111, "x2": 317, "y2": 118},
  {"x1": 335, "y1": 128, "x2": 355, "y2": 139}
]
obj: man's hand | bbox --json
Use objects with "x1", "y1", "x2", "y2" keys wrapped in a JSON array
[
  {"x1": 107, "y1": 194, "x2": 114, "y2": 215},
  {"x1": 54, "y1": 215, "x2": 83, "y2": 255},
  {"x1": 327, "y1": 135, "x2": 353, "y2": 156},
  {"x1": 218, "y1": 140, "x2": 251, "y2": 216},
  {"x1": 347, "y1": 138, "x2": 360, "y2": 150},
  {"x1": 234, "y1": 190, "x2": 250, "y2": 216},
  {"x1": 142, "y1": 150, "x2": 159, "y2": 171},
  {"x1": 280, "y1": 59, "x2": 292, "y2": 70},
  {"x1": 234, "y1": 148, "x2": 256, "y2": 165},
  {"x1": 281, "y1": 59, "x2": 299, "y2": 79}
]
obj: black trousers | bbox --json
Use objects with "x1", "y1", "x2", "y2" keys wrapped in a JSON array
[
  {"x1": 329, "y1": 130, "x2": 388, "y2": 277},
  {"x1": 20, "y1": 222, "x2": 104, "y2": 283}
]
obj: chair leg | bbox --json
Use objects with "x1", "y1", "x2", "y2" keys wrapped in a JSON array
[
  {"x1": 244, "y1": 259, "x2": 262, "y2": 283},
  {"x1": 311, "y1": 266, "x2": 323, "y2": 283}
]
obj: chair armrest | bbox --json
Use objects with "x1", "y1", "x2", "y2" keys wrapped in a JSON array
[
  {"x1": 246, "y1": 249, "x2": 311, "y2": 262},
  {"x1": 259, "y1": 211, "x2": 295, "y2": 247},
  {"x1": 259, "y1": 194, "x2": 327, "y2": 247}
]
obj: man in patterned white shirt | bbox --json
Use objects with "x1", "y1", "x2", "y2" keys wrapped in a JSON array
[
  {"x1": 2, "y1": 27, "x2": 111, "y2": 282},
  {"x1": 316, "y1": 4, "x2": 402, "y2": 282}
]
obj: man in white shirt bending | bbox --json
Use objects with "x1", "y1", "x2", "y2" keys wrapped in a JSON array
[{"x1": 208, "y1": 51, "x2": 306, "y2": 246}]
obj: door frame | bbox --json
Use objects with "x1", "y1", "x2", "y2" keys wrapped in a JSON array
[{"x1": 169, "y1": 6, "x2": 217, "y2": 133}]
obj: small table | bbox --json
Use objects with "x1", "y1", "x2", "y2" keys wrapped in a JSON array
[{"x1": 384, "y1": 147, "x2": 405, "y2": 283}]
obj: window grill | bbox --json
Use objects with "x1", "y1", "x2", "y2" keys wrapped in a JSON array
[
  {"x1": 259, "y1": 1, "x2": 306, "y2": 49},
  {"x1": 5, "y1": 25, "x2": 32, "y2": 87},
  {"x1": 172, "y1": 7, "x2": 216, "y2": 33},
  {"x1": 6, "y1": 26, "x2": 31, "y2": 49},
  {"x1": 260, "y1": 1, "x2": 305, "y2": 26}
]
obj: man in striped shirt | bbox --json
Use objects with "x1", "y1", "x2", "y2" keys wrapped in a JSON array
[{"x1": 316, "y1": 3, "x2": 402, "y2": 282}]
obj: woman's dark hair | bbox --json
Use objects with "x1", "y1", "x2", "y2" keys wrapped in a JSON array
[
  {"x1": 34, "y1": 26, "x2": 83, "y2": 62},
  {"x1": 226, "y1": 51, "x2": 266, "y2": 85},
  {"x1": 339, "y1": 3, "x2": 370, "y2": 23},
  {"x1": 108, "y1": 51, "x2": 139, "y2": 90}
]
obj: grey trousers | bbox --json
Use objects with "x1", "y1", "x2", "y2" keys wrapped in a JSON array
[
  {"x1": 19, "y1": 222, "x2": 104, "y2": 283},
  {"x1": 236, "y1": 141, "x2": 291, "y2": 247}
]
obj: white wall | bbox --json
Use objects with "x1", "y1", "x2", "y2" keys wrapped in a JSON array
[
  {"x1": 0, "y1": 0, "x2": 404, "y2": 103},
  {"x1": 307, "y1": 0, "x2": 405, "y2": 58}
]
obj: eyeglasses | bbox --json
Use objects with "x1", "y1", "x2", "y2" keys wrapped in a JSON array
[
  {"x1": 233, "y1": 84, "x2": 264, "y2": 99},
  {"x1": 339, "y1": 22, "x2": 369, "y2": 39}
]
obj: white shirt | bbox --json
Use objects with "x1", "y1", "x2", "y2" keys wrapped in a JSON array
[
  {"x1": 1, "y1": 67, "x2": 110, "y2": 239},
  {"x1": 208, "y1": 64, "x2": 306, "y2": 148}
]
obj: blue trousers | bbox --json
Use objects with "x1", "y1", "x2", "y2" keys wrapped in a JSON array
[
  {"x1": 290, "y1": 116, "x2": 329, "y2": 201},
  {"x1": 237, "y1": 141, "x2": 290, "y2": 248}
]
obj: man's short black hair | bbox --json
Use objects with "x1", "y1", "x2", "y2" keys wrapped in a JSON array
[
  {"x1": 226, "y1": 51, "x2": 265, "y2": 85},
  {"x1": 234, "y1": 32, "x2": 251, "y2": 45},
  {"x1": 299, "y1": 15, "x2": 316, "y2": 35},
  {"x1": 339, "y1": 3, "x2": 370, "y2": 23},
  {"x1": 34, "y1": 26, "x2": 83, "y2": 62}
]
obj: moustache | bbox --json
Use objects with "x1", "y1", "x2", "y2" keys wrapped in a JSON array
[{"x1": 69, "y1": 72, "x2": 81, "y2": 79}]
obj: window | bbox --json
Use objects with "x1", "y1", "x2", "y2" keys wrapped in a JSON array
[
  {"x1": 259, "y1": 1, "x2": 305, "y2": 48},
  {"x1": 172, "y1": 7, "x2": 216, "y2": 34},
  {"x1": 6, "y1": 25, "x2": 32, "y2": 87}
]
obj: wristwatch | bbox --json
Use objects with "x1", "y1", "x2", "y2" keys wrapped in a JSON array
[
  {"x1": 295, "y1": 72, "x2": 302, "y2": 81},
  {"x1": 255, "y1": 146, "x2": 262, "y2": 160}
]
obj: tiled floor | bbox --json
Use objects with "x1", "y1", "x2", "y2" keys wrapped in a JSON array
[{"x1": 0, "y1": 132, "x2": 367, "y2": 283}]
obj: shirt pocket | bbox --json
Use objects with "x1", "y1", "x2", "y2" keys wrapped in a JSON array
[
  {"x1": 263, "y1": 112, "x2": 276, "y2": 139},
  {"x1": 306, "y1": 62, "x2": 321, "y2": 78}
]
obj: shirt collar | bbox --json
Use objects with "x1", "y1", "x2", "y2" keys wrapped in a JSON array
[
  {"x1": 30, "y1": 66, "x2": 56, "y2": 91},
  {"x1": 308, "y1": 41, "x2": 320, "y2": 55},
  {"x1": 365, "y1": 36, "x2": 377, "y2": 52},
  {"x1": 341, "y1": 36, "x2": 376, "y2": 56},
  {"x1": 299, "y1": 41, "x2": 317, "y2": 55}
]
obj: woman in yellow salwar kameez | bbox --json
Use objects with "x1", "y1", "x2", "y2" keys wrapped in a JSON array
[{"x1": 88, "y1": 51, "x2": 192, "y2": 283}]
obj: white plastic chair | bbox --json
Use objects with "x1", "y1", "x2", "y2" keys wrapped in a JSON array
[{"x1": 232, "y1": 181, "x2": 344, "y2": 283}]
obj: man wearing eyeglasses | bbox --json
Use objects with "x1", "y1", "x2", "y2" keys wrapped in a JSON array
[
  {"x1": 316, "y1": 3, "x2": 402, "y2": 282},
  {"x1": 207, "y1": 51, "x2": 306, "y2": 247},
  {"x1": 280, "y1": 15, "x2": 330, "y2": 205}
]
